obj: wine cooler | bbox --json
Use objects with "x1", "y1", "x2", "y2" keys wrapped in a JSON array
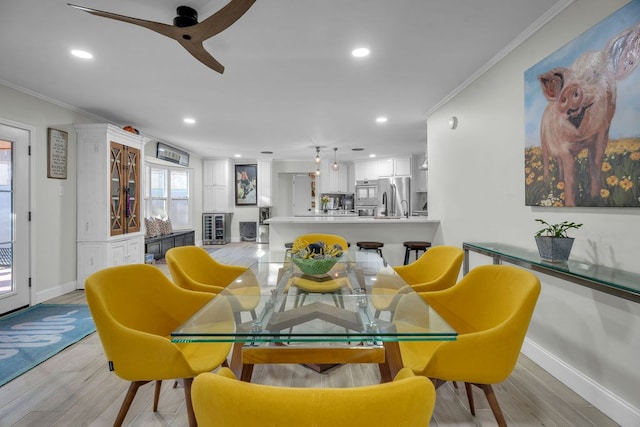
[{"x1": 203, "y1": 213, "x2": 232, "y2": 245}]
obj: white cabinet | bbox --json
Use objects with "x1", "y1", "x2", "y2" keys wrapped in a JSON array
[
  {"x1": 320, "y1": 160, "x2": 350, "y2": 193},
  {"x1": 203, "y1": 159, "x2": 232, "y2": 212},
  {"x1": 75, "y1": 123, "x2": 148, "y2": 288},
  {"x1": 354, "y1": 160, "x2": 379, "y2": 181},
  {"x1": 257, "y1": 159, "x2": 272, "y2": 206},
  {"x1": 378, "y1": 156, "x2": 412, "y2": 177},
  {"x1": 394, "y1": 156, "x2": 412, "y2": 176}
]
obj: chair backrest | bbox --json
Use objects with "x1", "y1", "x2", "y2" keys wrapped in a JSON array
[
  {"x1": 394, "y1": 245, "x2": 464, "y2": 292},
  {"x1": 293, "y1": 233, "x2": 349, "y2": 252},
  {"x1": 85, "y1": 264, "x2": 215, "y2": 380},
  {"x1": 192, "y1": 367, "x2": 435, "y2": 427},
  {"x1": 165, "y1": 246, "x2": 246, "y2": 292},
  {"x1": 422, "y1": 264, "x2": 541, "y2": 383}
]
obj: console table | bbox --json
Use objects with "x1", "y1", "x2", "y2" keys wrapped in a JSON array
[
  {"x1": 145, "y1": 230, "x2": 195, "y2": 260},
  {"x1": 463, "y1": 242, "x2": 640, "y2": 303}
]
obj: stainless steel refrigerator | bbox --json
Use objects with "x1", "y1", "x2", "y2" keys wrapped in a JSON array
[{"x1": 378, "y1": 176, "x2": 411, "y2": 217}]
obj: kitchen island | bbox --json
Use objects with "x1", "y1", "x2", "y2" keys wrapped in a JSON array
[{"x1": 266, "y1": 216, "x2": 440, "y2": 266}]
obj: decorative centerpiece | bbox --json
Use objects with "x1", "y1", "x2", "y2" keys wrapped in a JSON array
[
  {"x1": 534, "y1": 218, "x2": 583, "y2": 262},
  {"x1": 321, "y1": 195, "x2": 330, "y2": 213},
  {"x1": 291, "y1": 239, "x2": 344, "y2": 275}
]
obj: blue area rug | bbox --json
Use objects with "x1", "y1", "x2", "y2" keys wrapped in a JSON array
[{"x1": 0, "y1": 304, "x2": 95, "y2": 387}]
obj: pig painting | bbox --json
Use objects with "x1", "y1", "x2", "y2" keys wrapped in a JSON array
[{"x1": 537, "y1": 23, "x2": 640, "y2": 207}]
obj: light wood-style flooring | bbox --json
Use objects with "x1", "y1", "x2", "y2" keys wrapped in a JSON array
[{"x1": 0, "y1": 243, "x2": 618, "y2": 426}]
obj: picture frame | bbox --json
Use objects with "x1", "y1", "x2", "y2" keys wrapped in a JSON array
[
  {"x1": 524, "y1": 2, "x2": 640, "y2": 207},
  {"x1": 235, "y1": 164, "x2": 257, "y2": 205},
  {"x1": 47, "y1": 128, "x2": 68, "y2": 179}
]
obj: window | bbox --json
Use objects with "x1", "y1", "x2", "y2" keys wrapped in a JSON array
[{"x1": 144, "y1": 164, "x2": 192, "y2": 229}]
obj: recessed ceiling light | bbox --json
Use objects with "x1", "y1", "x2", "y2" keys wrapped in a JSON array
[
  {"x1": 376, "y1": 117, "x2": 388, "y2": 123},
  {"x1": 183, "y1": 117, "x2": 196, "y2": 124},
  {"x1": 352, "y1": 47, "x2": 370, "y2": 58},
  {"x1": 369, "y1": 154, "x2": 376, "y2": 158},
  {"x1": 71, "y1": 49, "x2": 93, "y2": 59},
  {"x1": 234, "y1": 154, "x2": 242, "y2": 158}
]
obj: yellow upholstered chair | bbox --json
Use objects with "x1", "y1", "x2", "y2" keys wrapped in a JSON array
[
  {"x1": 166, "y1": 246, "x2": 259, "y2": 321},
  {"x1": 393, "y1": 245, "x2": 464, "y2": 292},
  {"x1": 290, "y1": 233, "x2": 350, "y2": 307},
  {"x1": 371, "y1": 245, "x2": 464, "y2": 317},
  {"x1": 85, "y1": 264, "x2": 233, "y2": 427},
  {"x1": 192, "y1": 367, "x2": 436, "y2": 427},
  {"x1": 397, "y1": 264, "x2": 541, "y2": 427}
]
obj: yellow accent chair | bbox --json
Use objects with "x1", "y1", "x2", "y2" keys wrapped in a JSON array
[
  {"x1": 290, "y1": 233, "x2": 350, "y2": 307},
  {"x1": 85, "y1": 264, "x2": 233, "y2": 427},
  {"x1": 397, "y1": 264, "x2": 541, "y2": 427},
  {"x1": 165, "y1": 245, "x2": 259, "y2": 321},
  {"x1": 372, "y1": 245, "x2": 464, "y2": 317},
  {"x1": 192, "y1": 367, "x2": 436, "y2": 427}
]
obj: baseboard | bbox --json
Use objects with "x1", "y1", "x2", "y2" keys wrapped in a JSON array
[
  {"x1": 522, "y1": 338, "x2": 640, "y2": 427},
  {"x1": 35, "y1": 280, "x2": 78, "y2": 304}
]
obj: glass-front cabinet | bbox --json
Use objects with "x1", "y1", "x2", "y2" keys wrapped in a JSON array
[
  {"x1": 110, "y1": 141, "x2": 140, "y2": 236},
  {"x1": 76, "y1": 124, "x2": 147, "y2": 288}
]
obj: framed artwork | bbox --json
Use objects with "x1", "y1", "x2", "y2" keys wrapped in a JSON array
[
  {"x1": 235, "y1": 164, "x2": 257, "y2": 205},
  {"x1": 47, "y1": 128, "x2": 68, "y2": 179},
  {"x1": 524, "y1": 1, "x2": 640, "y2": 207}
]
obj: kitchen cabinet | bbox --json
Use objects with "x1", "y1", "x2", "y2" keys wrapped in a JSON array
[
  {"x1": 203, "y1": 159, "x2": 232, "y2": 212},
  {"x1": 320, "y1": 160, "x2": 350, "y2": 193},
  {"x1": 257, "y1": 159, "x2": 272, "y2": 206},
  {"x1": 354, "y1": 159, "x2": 378, "y2": 181},
  {"x1": 378, "y1": 156, "x2": 412, "y2": 177},
  {"x1": 75, "y1": 123, "x2": 148, "y2": 288}
]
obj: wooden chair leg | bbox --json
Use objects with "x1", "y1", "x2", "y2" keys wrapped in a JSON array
[
  {"x1": 480, "y1": 383, "x2": 507, "y2": 427},
  {"x1": 153, "y1": 380, "x2": 162, "y2": 412},
  {"x1": 115, "y1": 381, "x2": 148, "y2": 427},
  {"x1": 464, "y1": 382, "x2": 476, "y2": 415},
  {"x1": 182, "y1": 377, "x2": 197, "y2": 427}
]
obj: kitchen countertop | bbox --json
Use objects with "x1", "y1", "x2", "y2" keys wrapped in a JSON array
[
  {"x1": 267, "y1": 216, "x2": 437, "y2": 224},
  {"x1": 293, "y1": 211, "x2": 358, "y2": 217}
]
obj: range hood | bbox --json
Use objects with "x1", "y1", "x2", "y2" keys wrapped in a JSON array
[{"x1": 419, "y1": 122, "x2": 428, "y2": 170}]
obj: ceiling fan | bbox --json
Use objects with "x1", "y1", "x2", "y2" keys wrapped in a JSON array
[{"x1": 68, "y1": 0, "x2": 256, "y2": 74}]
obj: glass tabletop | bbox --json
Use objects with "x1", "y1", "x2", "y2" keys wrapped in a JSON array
[{"x1": 171, "y1": 248, "x2": 457, "y2": 344}]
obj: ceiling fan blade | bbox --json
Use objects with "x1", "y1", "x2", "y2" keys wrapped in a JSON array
[
  {"x1": 67, "y1": 3, "x2": 178, "y2": 40},
  {"x1": 180, "y1": 41, "x2": 225, "y2": 74},
  {"x1": 193, "y1": 0, "x2": 256, "y2": 40}
]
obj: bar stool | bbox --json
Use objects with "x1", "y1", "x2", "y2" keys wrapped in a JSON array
[
  {"x1": 356, "y1": 241, "x2": 384, "y2": 258},
  {"x1": 402, "y1": 241, "x2": 431, "y2": 265}
]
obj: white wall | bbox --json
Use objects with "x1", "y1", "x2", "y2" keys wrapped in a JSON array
[
  {"x1": 428, "y1": 0, "x2": 639, "y2": 424},
  {"x1": 0, "y1": 84, "x2": 96, "y2": 302}
]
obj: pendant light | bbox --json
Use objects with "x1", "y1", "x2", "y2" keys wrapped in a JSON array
[
  {"x1": 332, "y1": 147, "x2": 339, "y2": 170},
  {"x1": 314, "y1": 146, "x2": 321, "y2": 164}
]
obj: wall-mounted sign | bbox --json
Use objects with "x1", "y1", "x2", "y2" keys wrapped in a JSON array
[{"x1": 47, "y1": 128, "x2": 68, "y2": 179}]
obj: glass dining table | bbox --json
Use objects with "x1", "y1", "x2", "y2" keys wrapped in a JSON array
[{"x1": 171, "y1": 248, "x2": 457, "y2": 382}]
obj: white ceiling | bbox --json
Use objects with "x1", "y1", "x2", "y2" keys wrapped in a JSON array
[{"x1": 0, "y1": 0, "x2": 564, "y2": 162}]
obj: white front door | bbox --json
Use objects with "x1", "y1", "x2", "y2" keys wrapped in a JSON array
[
  {"x1": 292, "y1": 174, "x2": 313, "y2": 216},
  {"x1": 0, "y1": 121, "x2": 31, "y2": 314}
]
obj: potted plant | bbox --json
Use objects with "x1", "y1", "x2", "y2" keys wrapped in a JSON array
[{"x1": 534, "y1": 218, "x2": 583, "y2": 262}]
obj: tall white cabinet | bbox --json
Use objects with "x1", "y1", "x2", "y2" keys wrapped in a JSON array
[
  {"x1": 203, "y1": 159, "x2": 233, "y2": 212},
  {"x1": 75, "y1": 124, "x2": 148, "y2": 288}
]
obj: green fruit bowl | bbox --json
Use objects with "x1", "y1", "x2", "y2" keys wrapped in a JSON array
[{"x1": 291, "y1": 256, "x2": 339, "y2": 275}]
